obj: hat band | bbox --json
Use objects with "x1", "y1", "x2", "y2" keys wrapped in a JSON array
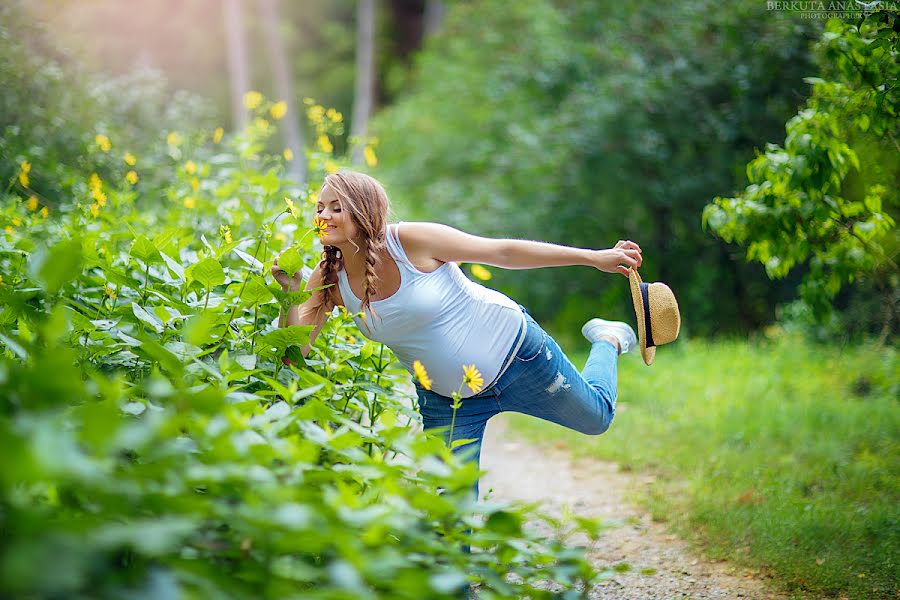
[{"x1": 639, "y1": 282, "x2": 655, "y2": 348}]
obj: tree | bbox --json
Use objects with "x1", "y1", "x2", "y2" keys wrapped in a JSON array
[
  {"x1": 703, "y1": 9, "x2": 899, "y2": 336},
  {"x1": 260, "y1": 0, "x2": 306, "y2": 182},
  {"x1": 351, "y1": 0, "x2": 376, "y2": 165},
  {"x1": 224, "y1": 0, "x2": 251, "y2": 130}
]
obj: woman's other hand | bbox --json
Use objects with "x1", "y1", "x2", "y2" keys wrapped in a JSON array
[
  {"x1": 271, "y1": 254, "x2": 304, "y2": 291},
  {"x1": 592, "y1": 240, "x2": 643, "y2": 277}
]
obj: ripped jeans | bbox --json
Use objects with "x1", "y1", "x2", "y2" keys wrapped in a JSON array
[{"x1": 415, "y1": 304, "x2": 619, "y2": 499}]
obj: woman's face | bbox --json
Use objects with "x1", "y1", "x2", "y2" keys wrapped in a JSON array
[{"x1": 316, "y1": 184, "x2": 360, "y2": 245}]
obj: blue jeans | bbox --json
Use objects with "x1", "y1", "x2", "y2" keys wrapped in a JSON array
[{"x1": 415, "y1": 304, "x2": 619, "y2": 499}]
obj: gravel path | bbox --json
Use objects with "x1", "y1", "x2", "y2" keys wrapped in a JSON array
[{"x1": 478, "y1": 414, "x2": 787, "y2": 599}]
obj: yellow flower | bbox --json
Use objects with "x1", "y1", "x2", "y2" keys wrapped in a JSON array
[
  {"x1": 325, "y1": 160, "x2": 339, "y2": 174},
  {"x1": 0, "y1": 274, "x2": 3, "y2": 285},
  {"x1": 220, "y1": 224, "x2": 232, "y2": 244},
  {"x1": 364, "y1": 146, "x2": 378, "y2": 167},
  {"x1": 184, "y1": 160, "x2": 197, "y2": 175},
  {"x1": 270, "y1": 101, "x2": 288, "y2": 120},
  {"x1": 313, "y1": 217, "x2": 329, "y2": 241},
  {"x1": 4, "y1": 226, "x2": 12, "y2": 234},
  {"x1": 284, "y1": 197, "x2": 299, "y2": 218},
  {"x1": 317, "y1": 135, "x2": 333, "y2": 153},
  {"x1": 166, "y1": 132, "x2": 181, "y2": 146},
  {"x1": 125, "y1": 170, "x2": 138, "y2": 185},
  {"x1": 89, "y1": 172, "x2": 102, "y2": 190},
  {"x1": 243, "y1": 90, "x2": 263, "y2": 110},
  {"x1": 413, "y1": 360, "x2": 433, "y2": 391},
  {"x1": 307, "y1": 104, "x2": 325, "y2": 124},
  {"x1": 326, "y1": 108, "x2": 343, "y2": 123},
  {"x1": 20, "y1": 160, "x2": 31, "y2": 174},
  {"x1": 11, "y1": 217, "x2": 22, "y2": 227},
  {"x1": 103, "y1": 283, "x2": 117, "y2": 300},
  {"x1": 124, "y1": 152, "x2": 137, "y2": 166},
  {"x1": 283, "y1": 147, "x2": 294, "y2": 161},
  {"x1": 95, "y1": 134, "x2": 111, "y2": 152},
  {"x1": 213, "y1": 127, "x2": 224, "y2": 144},
  {"x1": 274, "y1": 231, "x2": 287, "y2": 243},
  {"x1": 18, "y1": 172, "x2": 29, "y2": 188},
  {"x1": 183, "y1": 196, "x2": 196, "y2": 209},
  {"x1": 93, "y1": 190, "x2": 108, "y2": 207},
  {"x1": 40, "y1": 206, "x2": 49, "y2": 218},
  {"x1": 190, "y1": 177, "x2": 200, "y2": 191},
  {"x1": 254, "y1": 117, "x2": 270, "y2": 131},
  {"x1": 25, "y1": 196, "x2": 38, "y2": 211},
  {"x1": 90, "y1": 203, "x2": 100, "y2": 218},
  {"x1": 462, "y1": 364, "x2": 484, "y2": 394},
  {"x1": 470, "y1": 264, "x2": 492, "y2": 281},
  {"x1": 303, "y1": 97, "x2": 315, "y2": 105},
  {"x1": 346, "y1": 335, "x2": 356, "y2": 344}
]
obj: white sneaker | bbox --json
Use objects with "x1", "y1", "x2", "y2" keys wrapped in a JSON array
[{"x1": 581, "y1": 318, "x2": 637, "y2": 355}]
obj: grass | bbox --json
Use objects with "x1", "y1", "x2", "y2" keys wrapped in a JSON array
[{"x1": 506, "y1": 330, "x2": 899, "y2": 599}]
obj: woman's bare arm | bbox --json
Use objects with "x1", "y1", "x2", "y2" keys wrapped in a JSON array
[
  {"x1": 398, "y1": 222, "x2": 643, "y2": 277},
  {"x1": 274, "y1": 263, "x2": 335, "y2": 359}
]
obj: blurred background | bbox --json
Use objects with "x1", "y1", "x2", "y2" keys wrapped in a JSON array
[{"x1": 3, "y1": 0, "x2": 898, "y2": 342}]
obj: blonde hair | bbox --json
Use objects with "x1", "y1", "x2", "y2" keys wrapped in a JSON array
[{"x1": 318, "y1": 171, "x2": 391, "y2": 334}]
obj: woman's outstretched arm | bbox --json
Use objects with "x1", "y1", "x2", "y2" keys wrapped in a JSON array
[{"x1": 399, "y1": 222, "x2": 643, "y2": 277}]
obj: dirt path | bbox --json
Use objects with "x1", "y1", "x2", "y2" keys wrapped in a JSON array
[{"x1": 478, "y1": 414, "x2": 786, "y2": 599}]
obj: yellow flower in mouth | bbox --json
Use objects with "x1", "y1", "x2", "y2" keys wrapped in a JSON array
[
  {"x1": 125, "y1": 170, "x2": 138, "y2": 185},
  {"x1": 283, "y1": 147, "x2": 294, "y2": 161},
  {"x1": 413, "y1": 360, "x2": 432, "y2": 391},
  {"x1": 313, "y1": 217, "x2": 329, "y2": 241},
  {"x1": 470, "y1": 264, "x2": 492, "y2": 281},
  {"x1": 26, "y1": 196, "x2": 38, "y2": 211},
  {"x1": 213, "y1": 127, "x2": 224, "y2": 144},
  {"x1": 243, "y1": 90, "x2": 263, "y2": 110},
  {"x1": 270, "y1": 100, "x2": 288, "y2": 120},
  {"x1": 462, "y1": 364, "x2": 484, "y2": 394},
  {"x1": 124, "y1": 152, "x2": 137, "y2": 166}
]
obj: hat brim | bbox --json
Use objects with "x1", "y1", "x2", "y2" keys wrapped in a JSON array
[{"x1": 628, "y1": 268, "x2": 656, "y2": 366}]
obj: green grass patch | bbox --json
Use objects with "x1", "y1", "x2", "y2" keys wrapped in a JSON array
[{"x1": 507, "y1": 333, "x2": 899, "y2": 598}]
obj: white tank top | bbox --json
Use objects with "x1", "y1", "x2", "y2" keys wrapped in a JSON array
[{"x1": 336, "y1": 222, "x2": 527, "y2": 398}]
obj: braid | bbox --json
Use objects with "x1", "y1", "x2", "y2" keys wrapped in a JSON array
[
  {"x1": 358, "y1": 234, "x2": 384, "y2": 335},
  {"x1": 318, "y1": 245, "x2": 342, "y2": 311}
]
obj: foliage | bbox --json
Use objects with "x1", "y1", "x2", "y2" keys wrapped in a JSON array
[
  {"x1": 373, "y1": 0, "x2": 823, "y2": 338},
  {"x1": 510, "y1": 334, "x2": 899, "y2": 598},
  {"x1": 0, "y1": 21, "x2": 605, "y2": 598},
  {"x1": 704, "y1": 10, "x2": 899, "y2": 332}
]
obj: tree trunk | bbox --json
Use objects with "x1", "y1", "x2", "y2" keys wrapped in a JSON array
[
  {"x1": 260, "y1": 0, "x2": 306, "y2": 183},
  {"x1": 423, "y1": 0, "x2": 445, "y2": 37},
  {"x1": 351, "y1": 0, "x2": 376, "y2": 166},
  {"x1": 223, "y1": 0, "x2": 250, "y2": 131}
]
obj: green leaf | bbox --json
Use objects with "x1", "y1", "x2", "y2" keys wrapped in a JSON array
[
  {"x1": 276, "y1": 246, "x2": 303, "y2": 277},
  {"x1": 159, "y1": 251, "x2": 186, "y2": 282},
  {"x1": 32, "y1": 238, "x2": 83, "y2": 294},
  {"x1": 131, "y1": 302, "x2": 164, "y2": 333},
  {"x1": 234, "y1": 247, "x2": 263, "y2": 271},
  {"x1": 130, "y1": 235, "x2": 161, "y2": 264},
  {"x1": 191, "y1": 257, "x2": 226, "y2": 290}
]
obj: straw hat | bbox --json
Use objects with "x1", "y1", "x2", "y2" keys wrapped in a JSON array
[{"x1": 628, "y1": 268, "x2": 681, "y2": 365}]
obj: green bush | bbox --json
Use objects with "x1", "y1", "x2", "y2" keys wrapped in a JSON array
[{"x1": 0, "y1": 15, "x2": 605, "y2": 597}]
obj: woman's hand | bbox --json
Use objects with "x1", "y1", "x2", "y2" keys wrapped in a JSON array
[
  {"x1": 270, "y1": 255, "x2": 304, "y2": 291},
  {"x1": 592, "y1": 240, "x2": 643, "y2": 277}
]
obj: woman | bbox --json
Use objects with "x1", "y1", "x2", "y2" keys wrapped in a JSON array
[{"x1": 271, "y1": 171, "x2": 642, "y2": 498}]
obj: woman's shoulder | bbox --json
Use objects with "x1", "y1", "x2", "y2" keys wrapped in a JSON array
[{"x1": 389, "y1": 221, "x2": 447, "y2": 274}]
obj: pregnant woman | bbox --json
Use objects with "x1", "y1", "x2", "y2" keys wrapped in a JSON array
[{"x1": 272, "y1": 170, "x2": 678, "y2": 498}]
